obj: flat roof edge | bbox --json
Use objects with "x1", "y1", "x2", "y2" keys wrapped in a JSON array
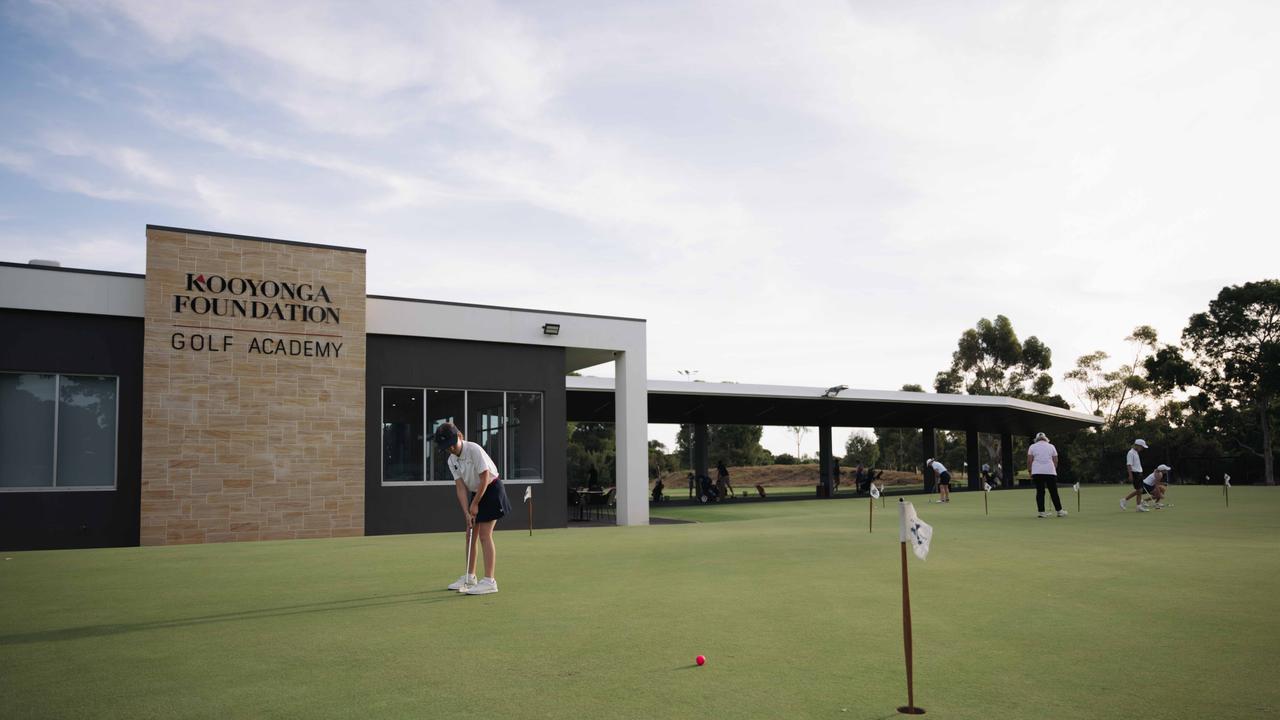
[
  {"x1": 0, "y1": 261, "x2": 145, "y2": 279},
  {"x1": 368, "y1": 294, "x2": 646, "y2": 323},
  {"x1": 146, "y1": 225, "x2": 367, "y2": 254}
]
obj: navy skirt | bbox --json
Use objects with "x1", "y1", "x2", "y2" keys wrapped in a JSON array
[{"x1": 471, "y1": 479, "x2": 512, "y2": 523}]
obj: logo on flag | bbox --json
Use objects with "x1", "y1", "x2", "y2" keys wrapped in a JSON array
[
  {"x1": 899, "y1": 502, "x2": 933, "y2": 561},
  {"x1": 523, "y1": 486, "x2": 532, "y2": 502},
  {"x1": 1072, "y1": 482, "x2": 1080, "y2": 493},
  {"x1": 870, "y1": 483, "x2": 881, "y2": 499}
]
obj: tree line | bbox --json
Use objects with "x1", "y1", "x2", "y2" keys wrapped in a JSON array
[{"x1": 569, "y1": 279, "x2": 1278, "y2": 486}]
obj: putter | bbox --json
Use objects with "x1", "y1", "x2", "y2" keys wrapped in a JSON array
[{"x1": 459, "y1": 525, "x2": 474, "y2": 593}]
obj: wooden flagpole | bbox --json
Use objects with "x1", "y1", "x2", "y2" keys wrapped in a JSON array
[
  {"x1": 528, "y1": 497, "x2": 534, "y2": 536},
  {"x1": 983, "y1": 490, "x2": 988, "y2": 515},
  {"x1": 897, "y1": 499, "x2": 924, "y2": 715},
  {"x1": 869, "y1": 496, "x2": 874, "y2": 533}
]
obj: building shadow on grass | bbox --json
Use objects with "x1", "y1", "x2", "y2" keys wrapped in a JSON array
[{"x1": 0, "y1": 590, "x2": 458, "y2": 646}]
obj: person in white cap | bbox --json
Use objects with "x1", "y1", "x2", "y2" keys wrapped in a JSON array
[
  {"x1": 1120, "y1": 439, "x2": 1149, "y2": 512},
  {"x1": 1141, "y1": 465, "x2": 1172, "y2": 508},
  {"x1": 1027, "y1": 432, "x2": 1065, "y2": 517}
]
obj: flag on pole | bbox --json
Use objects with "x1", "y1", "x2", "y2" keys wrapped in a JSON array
[
  {"x1": 870, "y1": 483, "x2": 882, "y2": 499},
  {"x1": 899, "y1": 502, "x2": 933, "y2": 561},
  {"x1": 1224, "y1": 474, "x2": 1232, "y2": 488},
  {"x1": 982, "y1": 482, "x2": 992, "y2": 492},
  {"x1": 1072, "y1": 482, "x2": 1080, "y2": 493},
  {"x1": 523, "y1": 486, "x2": 532, "y2": 502}
]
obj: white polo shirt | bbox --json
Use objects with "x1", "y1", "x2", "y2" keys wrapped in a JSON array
[
  {"x1": 447, "y1": 441, "x2": 500, "y2": 492},
  {"x1": 928, "y1": 460, "x2": 947, "y2": 475},
  {"x1": 1126, "y1": 448, "x2": 1143, "y2": 474},
  {"x1": 1027, "y1": 440, "x2": 1058, "y2": 475}
]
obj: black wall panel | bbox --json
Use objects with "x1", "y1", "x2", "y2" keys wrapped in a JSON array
[
  {"x1": 0, "y1": 309, "x2": 143, "y2": 550},
  {"x1": 365, "y1": 334, "x2": 567, "y2": 535}
]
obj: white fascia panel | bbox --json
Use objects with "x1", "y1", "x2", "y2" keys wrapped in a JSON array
[{"x1": 0, "y1": 265, "x2": 144, "y2": 318}]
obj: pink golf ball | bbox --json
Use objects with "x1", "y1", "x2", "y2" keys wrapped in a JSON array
[{"x1": 696, "y1": 655, "x2": 706, "y2": 666}]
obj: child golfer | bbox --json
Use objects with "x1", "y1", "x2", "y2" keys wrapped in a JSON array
[
  {"x1": 437, "y1": 422, "x2": 510, "y2": 595},
  {"x1": 1140, "y1": 464, "x2": 1172, "y2": 509},
  {"x1": 926, "y1": 458, "x2": 952, "y2": 503}
]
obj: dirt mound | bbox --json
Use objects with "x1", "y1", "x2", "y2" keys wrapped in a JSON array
[{"x1": 656, "y1": 465, "x2": 920, "y2": 489}]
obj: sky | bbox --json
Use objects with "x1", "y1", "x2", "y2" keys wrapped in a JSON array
[{"x1": 2, "y1": 1, "x2": 1278, "y2": 457}]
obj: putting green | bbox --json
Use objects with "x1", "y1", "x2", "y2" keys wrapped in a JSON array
[{"x1": 1, "y1": 486, "x2": 1275, "y2": 719}]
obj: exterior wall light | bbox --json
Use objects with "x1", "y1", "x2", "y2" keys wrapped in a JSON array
[{"x1": 542, "y1": 323, "x2": 560, "y2": 336}]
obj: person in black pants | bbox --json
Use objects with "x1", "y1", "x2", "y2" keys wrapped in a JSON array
[{"x1": 1027, "y1": 432, "x2": 1064, "y2": 518}]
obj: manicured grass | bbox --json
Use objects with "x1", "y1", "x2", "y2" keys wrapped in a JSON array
[{"x1": 2, "y1": 486, "x2": 1277, "y2": 719}]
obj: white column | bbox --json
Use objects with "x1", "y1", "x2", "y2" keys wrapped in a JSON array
[{"x1": 614, "y1": 347, "x2": 649, "y2": 526}]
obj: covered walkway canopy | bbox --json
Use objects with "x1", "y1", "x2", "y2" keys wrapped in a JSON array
[{"x1": 567, "y1": 376, "x2": 1103, "y2": 495}]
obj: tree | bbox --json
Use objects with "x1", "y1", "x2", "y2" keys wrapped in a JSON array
[
  {"x1": 648, "y1": 440, "x2": 672, "y2": 480},
  {"x1": 1065, "y1": 326, "x2": 1160, "y2": 426},
  {"x1": 875, "y1": 384, "x2": 924, "y2": 470},
  {"x1": 675, "y1": 423, "x2": 770, "y2": 470},
  {"x1": 1146, "y1": 280, "x2": 1280, "y2": 485},
  {"x1": 786, "y1": 425, "x2": 810, "y2": 461},
  {"x1": 844, "y1": 432, "x2": 880, "y2": 467},
  {"x1": 567, "y1": 422, "x2": 615, "y2": 485},
  {"x1": 934, "y1": 315, "x2": 1057, "y2": 401}
]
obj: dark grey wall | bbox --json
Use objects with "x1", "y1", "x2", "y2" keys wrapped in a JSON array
[
  {"x1": 365, "y1": 334, "x2": 567, "y2": 535},
  {"x1": 0, "y1": 309, "x2": 143, "y2": 550}
]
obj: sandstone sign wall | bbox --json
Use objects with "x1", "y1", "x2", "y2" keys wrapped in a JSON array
[{"x1": 141, "y1": 227, "x2": 366, "y2": 545}]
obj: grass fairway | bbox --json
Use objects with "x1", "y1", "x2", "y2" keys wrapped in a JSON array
[{"x1": 2, "y1": 486, "x2": 1278, "y2": 719}]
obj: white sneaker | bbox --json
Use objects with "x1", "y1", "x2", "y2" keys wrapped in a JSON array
[
  {"x1": 464, "y1": 577, "x2": 498, "y2": 595},
  {"x1": 1155, "y1": 503, "x2": 1165, "y2": 509},
  {"x1": 1056, "y1": 510, "x2": 1068, "y2": 517},
  {"x1": 1037, "y1": 512, "x2": 1050, "y2": 518},
  {"x1": 1119, "y1": 499, "x2": 1127, "y2": 511},
  {"x1": 1136, "y1": 505, "x2": 1150, "y2": 512},
  {"x1": 447, "y1": 574, "x2": 477, "y2": 591}
]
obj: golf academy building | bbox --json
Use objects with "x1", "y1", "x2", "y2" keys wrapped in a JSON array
[{"x1": 0, "y1": 226, "x2": 1101, "y2": 551}]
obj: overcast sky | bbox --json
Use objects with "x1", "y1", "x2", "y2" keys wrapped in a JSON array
[{"x1": 2, "y1": 1, "x2": 1278, "y2": 456}]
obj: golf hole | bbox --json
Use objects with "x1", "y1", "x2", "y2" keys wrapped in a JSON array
[{"x1": 896, "y1": 706, "x2": 926, "y2": 715}]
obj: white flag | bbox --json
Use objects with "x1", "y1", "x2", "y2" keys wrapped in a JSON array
[
  {"x1": 1224, "y1": 474, "x2": 1231, "y2": 487},
  {"x1": 870, "y1": 483, "x2": 881, "y2": 499},
  {"x1": 982, "y1": 482, "x2": 992, "y2": 492},
  {"x1": 899, "y1": 501, "x2": 933, "y2": 561},
  {"x1": 523, "y1": 486, "x2": 532, "y2": 502},
  {"x1": 1072, "y1": 482, "x2": 1080, "y2": 493}
]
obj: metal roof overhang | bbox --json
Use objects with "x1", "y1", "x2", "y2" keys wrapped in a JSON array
[{"x1": 566, "y1": 377, "x2": 1103, "y2": 436}]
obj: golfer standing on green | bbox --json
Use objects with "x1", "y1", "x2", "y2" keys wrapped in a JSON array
[
  {"x1": 1027, "y1": 432, "x2": 1065, "y2": 518},
  {"x1": 437, "y1": 422, "x2": 510, "y2": 595}
]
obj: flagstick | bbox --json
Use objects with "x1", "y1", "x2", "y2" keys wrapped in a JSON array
[
  {"x1": 869, "y1": 496, "x2": 874, "y2": 533},
  {"x1": 897, "y1": 499, "x2": 923, "y2": 715},
  {"x1": 1225, "y1": 485, "x2": 1229, "y2": 508},
  {"x1": 983, "y1": 490, "x2": 988, "y2": 515},
  {"x1": 528, "y1": 498, "x2": 534, "y2": 536}
]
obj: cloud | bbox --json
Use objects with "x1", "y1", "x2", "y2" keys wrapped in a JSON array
[{"x1": 3, "y1": 0, "x2": 1279, "y2": 455}]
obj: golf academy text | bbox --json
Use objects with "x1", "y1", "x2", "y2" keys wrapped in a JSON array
[{"x1": 168, "y1": 271, "x2": 344, "y2": 359}]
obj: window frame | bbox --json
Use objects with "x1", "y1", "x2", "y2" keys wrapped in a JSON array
[
  {"x1": 379, "y1": 385, "x2": 545, "y2": 487},
  {"x1": 0, "y1": 371, "x2": 119, "y2": 493}
]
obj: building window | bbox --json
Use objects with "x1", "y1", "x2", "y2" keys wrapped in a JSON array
[
  {"x1": 380, "y1": 387, "x2": 542, "y2": 485},
  {"x1": 506, "y1": 392, "x2": 543, "y2": 480},
  {"x1": 382, "y1": 388, "x2": 424, "y2": 482},
  {"x1": 426, "y1": 389, "x2": 465, "y2": 482},
  {"x1": 468, "y1": 391, "x2": 505, "y2": 480},
  {"x1": 0, "y1": 372, "x2": 118, "y2": 491}
]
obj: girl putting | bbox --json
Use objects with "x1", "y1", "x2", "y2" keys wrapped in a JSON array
[{"x1": 437, "y1": 422, "x2": 510, "y2": 595}]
